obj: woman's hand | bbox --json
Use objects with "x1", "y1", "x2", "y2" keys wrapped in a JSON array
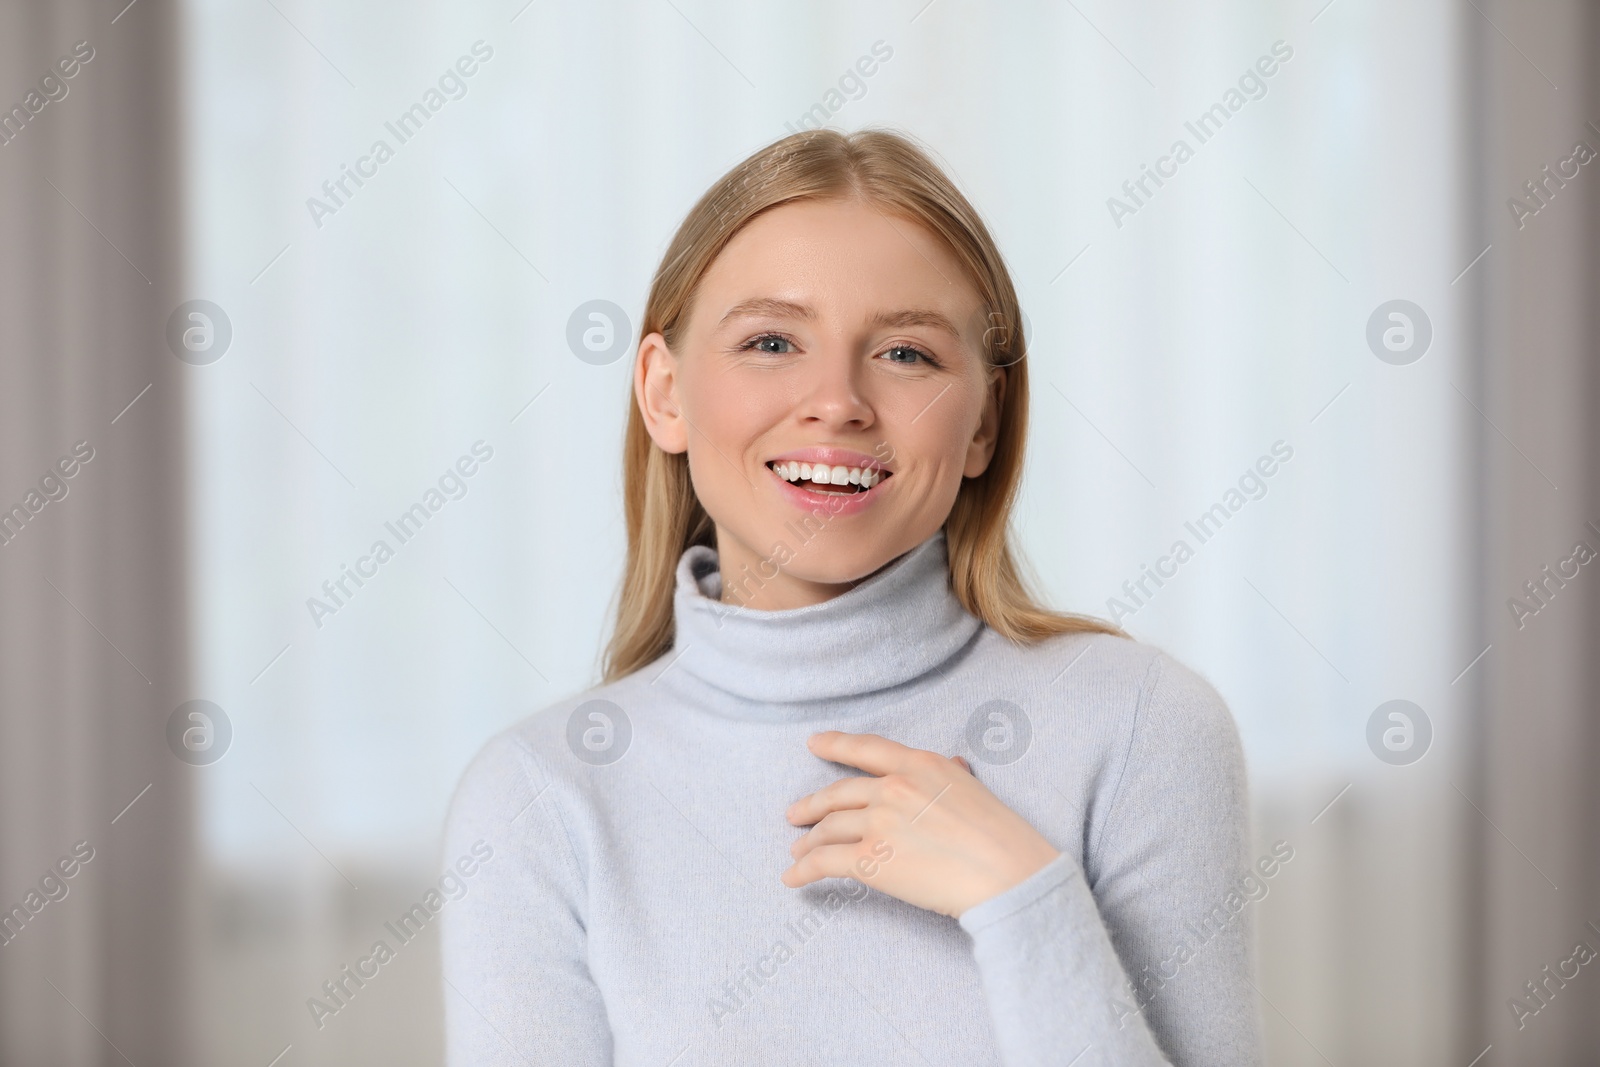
[{"x1": 781, "y1": 731, "x2": 1063, "y2": 919}]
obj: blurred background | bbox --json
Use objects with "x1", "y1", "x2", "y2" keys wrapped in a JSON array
[{"x1": 0, "y1": 0, "x2": 1595, "y2": 1063}]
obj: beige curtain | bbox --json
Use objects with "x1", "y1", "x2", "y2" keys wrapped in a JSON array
[
  {"x1": 1473, "y1": 2, "x2": 1600, "y2": 1063},
  {"x1": 0, "y1": 1, "x2": 192, "y2": 1064}
]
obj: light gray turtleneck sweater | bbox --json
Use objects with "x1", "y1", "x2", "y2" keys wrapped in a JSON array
[{"x1": 441, "y1": 531, "x2": 1265, "y2": 1065}]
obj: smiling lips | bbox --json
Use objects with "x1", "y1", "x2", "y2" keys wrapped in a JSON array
[
  {"x1": 763, "y1": 449, "x2": 893, "y2": 499},
  {"x1": 768, "y1": 460, "x2": 887, "y2": 493},
  {"x1": 765, "y1": 460, "x2": 888, "y2": 515}
]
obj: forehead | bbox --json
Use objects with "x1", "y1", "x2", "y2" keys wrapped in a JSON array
[{"x1": 693, "y1": 198, "x2": 983, "y2": 332}]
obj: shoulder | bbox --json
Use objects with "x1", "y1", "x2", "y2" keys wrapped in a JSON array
[
  {"x1": 1071, "y1": 632, "x2": 1240, "y2": 759},
  {"x1": 1132, "y1": 643, "x2": 1242, "y2": 760},
  {"x1": 1035, "y1": 627, "x2": 1233, "y2": 719},
  {"x1": 445, "y1": 667, "x2": 660, "y2": 830},
  {"x1": 1080, "y1": 638, "x2": 1247, "y2": 827},
  {"x1": 975, "y1": 625, "x2": 1242, "y2": 764},
  {"x1": 1009, "y1": 633, "x2": 1251, "y2": 871}
]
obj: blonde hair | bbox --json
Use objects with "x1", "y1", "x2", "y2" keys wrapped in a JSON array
[{"x1": 602, "y1": 127, "x2": 1124, "y2": 682}]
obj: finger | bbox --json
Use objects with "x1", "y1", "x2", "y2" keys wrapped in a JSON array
[
  {"x1": 789, "y1": 809, "x2": 870, "y2": 860},
  {"x1": 807, "y1": 730, "x2": 923, "y2": 777},
  {"x1": 782, "y1": 841, "x2": 880, "y2": 889},
  {"x1": 952, "y1": 755, "x2": 971, "y2": 773},
  {"x1": 787, "y1": 775, "x2": 877, "y2": 826}
]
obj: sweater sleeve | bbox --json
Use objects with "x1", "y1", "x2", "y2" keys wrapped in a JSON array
[
  {"x1": 440, "y1": 729, "x2": 612, "y2": 1066},
  {"x1": 956, "y1": 653, "x2": 1266, "y2": 1066}
]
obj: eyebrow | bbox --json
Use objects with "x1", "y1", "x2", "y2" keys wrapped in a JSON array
[{"x1": 716, "y1": 297, "x2": 963, "y2": 338}]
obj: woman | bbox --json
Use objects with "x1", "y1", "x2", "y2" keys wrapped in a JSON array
[{"x1": 442, "y1": 128, "x2": 1264, "y2": 1066}]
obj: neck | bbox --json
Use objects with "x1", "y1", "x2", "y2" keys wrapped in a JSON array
[{"x1": 671, "y1": 526, "x2": 980, "y2": 706}]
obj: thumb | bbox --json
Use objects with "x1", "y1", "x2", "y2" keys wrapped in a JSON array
[{"x1": 952, "y1": 755, "x2": 971, "y2": 773}]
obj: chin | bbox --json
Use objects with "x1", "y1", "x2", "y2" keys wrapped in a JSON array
[{"x1": 758, "y1": 524, "x2": 922, "y2": 586}]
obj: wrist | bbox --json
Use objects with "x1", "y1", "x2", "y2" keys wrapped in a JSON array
[{"x1": 961, "y1": 844, "x2": 1064, "y2": 917}]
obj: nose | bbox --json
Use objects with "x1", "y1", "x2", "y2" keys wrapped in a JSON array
[{"x1": 796, "y1": 346, "x2": 873, "y2": 431}]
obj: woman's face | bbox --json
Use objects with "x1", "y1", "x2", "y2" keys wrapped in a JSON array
[{"x1": 635, "y1": 196, "x2": 1004, "y2": 610}]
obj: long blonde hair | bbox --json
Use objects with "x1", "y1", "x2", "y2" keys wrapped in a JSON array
[{"x1": 602, "y1": 127, "x2": 1124, "y2": 682}]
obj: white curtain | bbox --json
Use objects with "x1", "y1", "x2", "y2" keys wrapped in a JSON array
[{"x1": 168, "y1": 0, "x2": 1593, "y2": 1064}]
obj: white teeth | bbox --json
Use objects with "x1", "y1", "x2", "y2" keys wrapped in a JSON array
[{"x1": 770, "y1": 461, "x2": 887, "y2": 489}]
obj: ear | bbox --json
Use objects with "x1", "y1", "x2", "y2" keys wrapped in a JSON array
[
  {"x1": 963, "y1": 365, "x2": 1006, "y2": 477},
  {"x1": 633, "y1": 331, "x2": 690, "y2": 454}
]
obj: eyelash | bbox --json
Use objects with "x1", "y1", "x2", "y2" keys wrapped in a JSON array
[{"x1": 736, "y1": 332, "x2": 943, "y2": 369}]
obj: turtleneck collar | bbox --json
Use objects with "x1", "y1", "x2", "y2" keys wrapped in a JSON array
[{"x1": 667, "y1": 529, "x2": 983, "y2": 705}]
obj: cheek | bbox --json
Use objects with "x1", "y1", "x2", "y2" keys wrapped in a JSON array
[
  {"x1": 695, "y1": 380, "x2": 782, "y2": 442},
  {"x1": 678, "y1": 367, "x2": 783, "y2": 494},
  {"x1": 896, "y1": 381, "x2": 985, "y2": 471}
]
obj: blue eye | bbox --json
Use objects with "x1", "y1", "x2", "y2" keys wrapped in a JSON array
[
  {"x1": 881, "y1": 344, "x2": 938, "y2": 367},
  {"x1": 738, "y1": 333, "x2": 795, "y2": 354},
  {"x1": 736, "y1": 333, "x2": 941, "y2": 368}
]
